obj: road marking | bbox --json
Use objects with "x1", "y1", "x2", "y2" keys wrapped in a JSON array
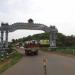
[{"x1": 43, "y1": 56, "x2": 47, "y2": 75}]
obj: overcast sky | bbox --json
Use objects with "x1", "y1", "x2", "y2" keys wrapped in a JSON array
[{"x1": 0, "y1": 0, "x2": 75, "y2": 41}]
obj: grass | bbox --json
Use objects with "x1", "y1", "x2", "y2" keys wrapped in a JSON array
[
  {"x1": 55, "y1": 47, "x2": 75, "y2": 54},
  {"x1": 0, "y1": 51, "x2": 23, "y2": 74},
  {"x1": 40, "y1": 47, "x2": 75, "y2": 55}
]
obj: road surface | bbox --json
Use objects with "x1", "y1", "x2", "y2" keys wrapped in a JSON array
[{"x1": 1, "y1": 47, "x2": 75, "y2": 75}]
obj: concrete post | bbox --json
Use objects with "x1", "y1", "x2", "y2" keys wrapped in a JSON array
[
  {"x1": 5, "y1": 31, "x2": 8, "y2": 48},
  {"x1": 50, "y1": 32, "x2": 56, "y2": 48},
  {"x1": 1, "y1": 31, "x2": 4, "y2": 48}
]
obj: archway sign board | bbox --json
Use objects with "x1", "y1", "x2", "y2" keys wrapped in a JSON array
[{"x1": 0, "y1": 19, "x2": 58, "y2": 50}]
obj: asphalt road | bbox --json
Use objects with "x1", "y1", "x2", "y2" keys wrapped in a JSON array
[{"x1": 1, "y1": 47, "x2": 75, "y2": 75}]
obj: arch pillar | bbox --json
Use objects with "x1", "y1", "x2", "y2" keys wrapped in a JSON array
[
  {"x1": 1, "y1": 31, "x2": 4, "y2": 49},
  {"x1": 49, "y1": 26, "x2": 58, "y2": 49},
  {"x1": 5, "y1": 31, "x2": 8, "y2": 48}
]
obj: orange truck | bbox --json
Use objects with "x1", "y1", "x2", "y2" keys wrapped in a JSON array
[{"x1": 24, "y1": 40, "x2": 39, "y2": 56}]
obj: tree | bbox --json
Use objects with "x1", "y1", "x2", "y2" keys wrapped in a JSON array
[{"x1": 12, "y1": 39, "x2": 16, "y2": 43}]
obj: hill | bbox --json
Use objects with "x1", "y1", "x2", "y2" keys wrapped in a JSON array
[{"x1": 12, "y1": 32, "x2": 75, "y2": 47}]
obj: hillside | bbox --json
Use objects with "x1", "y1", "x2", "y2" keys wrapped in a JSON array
[{"x1": 12, "y1": 32, "x2": 75, "y2": 47}]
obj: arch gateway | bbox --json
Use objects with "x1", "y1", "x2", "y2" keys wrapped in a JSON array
[{"x1": 0, "y1": 19, "x2": 58, "y2": 50}]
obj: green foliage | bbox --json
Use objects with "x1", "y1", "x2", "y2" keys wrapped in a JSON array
[
  {"x1": 56, "y1": 33, "x2": 75, "y2": 47},
  {"x1": 14, "y1": 32, "x2": 49, "y2": 42},
  {"x1": 10, "y1": 52, "x2": 23, "y2": 65},
  {"x1": 6, "y1": 48, "x2": 14, "y2": 53},
  {"x1": 11, "y1": 32, "x2": 75, "y2": 47},
  {"x1": 0, "y1": 51, "x2": 22, "y2": 73},
  {"x1": 56, "y1": 47, "x2": 75, "y2": 54},
  {"x1": 12, "y1": 39, "x2": 16, "y2": 43},
  {"x1": 7, "y1": 43, "x2": 15, "y2": 53}
]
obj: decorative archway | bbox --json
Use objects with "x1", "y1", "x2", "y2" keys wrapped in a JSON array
[{"x1": 0, "y1": 19, "x2": 58, "y2": 50}]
